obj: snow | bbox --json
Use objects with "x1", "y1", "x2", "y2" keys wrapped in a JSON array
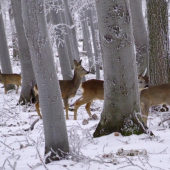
[{"x1": 0, "y1": 59, "x2": 170, "y2": 170}]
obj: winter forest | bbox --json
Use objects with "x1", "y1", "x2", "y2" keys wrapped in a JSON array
[{"x1": 0, "y1": 0, "x2": 170, "y2": 169}]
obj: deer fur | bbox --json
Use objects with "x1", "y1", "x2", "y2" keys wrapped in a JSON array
[{"x1": 0, "y1": 70, "x2": 21, "y2": 94}]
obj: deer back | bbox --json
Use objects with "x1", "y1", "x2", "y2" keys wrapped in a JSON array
[
  {"x1": 140, "y1": 83, "x2": 170, "y2": 106},
  {"x1": 81, "y1": 79, "x2": 104, "y2": 100}
]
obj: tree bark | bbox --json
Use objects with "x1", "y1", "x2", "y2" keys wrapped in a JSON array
[
  {"x1": 11, "y1": 0, "x2": 36, "y2": 104},
  {"x1": 21, "y1": 0, "x2": 69, "y2": 162},
  {"x1": 50, "y1": 1, "x2": 73, "y2": 80},
  {"x1": 93, "y1": 0, "x2": 148, "y2": 137},
  {"x1": 87, "y1": 8, "x2": 100, "y2": 79},
  {"x1": 147, "y1": 0, "x2": 170, "y2": 85},
  {"x1": 129, "y1": 0, "x2": 149, "y2": 75},
  {"x1": 0, "y1": 3, "x2": 15, "y2": 91}
]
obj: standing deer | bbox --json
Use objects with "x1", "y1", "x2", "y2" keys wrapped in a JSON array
[
  {"x1": 34, "y1": 60, "x2": 89, "y2": 119},
  {"x1": 74, "y1": 70, "x2": 149, "y2": 120},
  {"x1": 140, "y1": 83, "x2": 170, "y2": 125},
  {"x1": 0, "y1": 70, "x2": 21, "y2": 94}
]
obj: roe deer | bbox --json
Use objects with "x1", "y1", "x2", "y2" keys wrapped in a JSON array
[
  {"x1": 0, "y1": 70, "x2": 21, "y2": 94},
  {"x1": 140, "y1": 83, "x2": 170, "y2": 125},
  {"x1": 34, "y1": 60, "x2": 89, "y2": 119},
  {"x1": 74, "y1": 70, "x2": 149, "y2": 120}
]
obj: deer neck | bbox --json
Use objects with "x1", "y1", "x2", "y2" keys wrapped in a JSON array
[{"x1": 72, "y1": 70, "x2": 82, "y2": 88}]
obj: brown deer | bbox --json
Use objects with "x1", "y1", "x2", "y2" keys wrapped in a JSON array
[
  {"x1": 140, "y1": 83, "x2": 170, "y2": 125},
  {"x1": 0, "y1": 70, "x2": 21, "y2": 94},
  {"x1": 74, "y1": 70, "x2": 149, "y2": 120},
  {"x1": 34, "y1": 60, "x2": 89, "y2": 119}
]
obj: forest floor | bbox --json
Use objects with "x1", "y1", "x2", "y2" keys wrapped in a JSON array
[{"x1": 0, "y1": 59, "x2": 170, "y2": 170}]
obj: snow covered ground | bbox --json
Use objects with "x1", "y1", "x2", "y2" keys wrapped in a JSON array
[{"x1": 0, "y1": 59, "x2": 170, "y2": 170}]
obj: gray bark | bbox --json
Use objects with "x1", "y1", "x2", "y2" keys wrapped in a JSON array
[
  {"x1": 58, "y1": 0, "x2": 75, "y2": 69},
  {"x1": 80, "y1": 11, "x2": 95, "y2": 73},
  {"x1": 87, "y1": 8, "x2": 100, "y2": 79},
  {"x1": 129, "y1": 0, "x2": 149, "y2": 75},
  {"x1": 50, "y1": 1, "x2": 73, "y2": 80},
  {"x1": 8, "y1": 4, "x2": 19, "y2": 58},
  {"x1": 21, "y1": 0, "x2": 69, "y2": 161},
  {"x1": 147, "y1": 0, "x2": 170, "y2": 85},
  {"x1": 63, "y1": 0, "x2": 80, "y2": 62},
  {"x1": 93, "y1": 0, "x2": 147, "y2": 137},
  {"x1": 11, "y1": 0, "x2": 36, "y2": 104},
  {"x1": 0, "y1": 3, "x2": 15, "y2": 91}
]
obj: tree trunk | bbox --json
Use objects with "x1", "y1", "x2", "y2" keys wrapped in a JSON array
[
  {"x1": 50, "y1": 1, "x2": 73, "y2": 80},
  {"x1": 147, "y1": 0, "x2": 170, "y2": 85},
  {"x1": 87, "y1": 8, "x2": 100, "y2": 79},
  {"x1": 21, "y1": 0, "x2": 69, "y2": 162},
  {"x1": 11, "y1": 0, "x2": 36, "y2": 104},
  {"x1": 58, "y1": 0, "x2": 75, "y2": 69},
  {"x1": 129, "y1": 0, "x2": 149, "y2": 75},
  {"x1": 8, "y1": 3, "x2": 19, "y2": 59},
  {"x1": 63, "y1": 0, "x2": 80, "y2": 62},
  {"x1": 0, "y1": 3, "x2": 15, "y2": 91},
  {"x1": 80, "y1": 11, "x2": 95, "y2": 73},
  {"x1": 93, "y1": 0, "x2": 148, "y2": 138}
]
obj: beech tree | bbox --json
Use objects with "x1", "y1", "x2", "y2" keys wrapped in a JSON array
[
  {"x1": 11, "y1": 0, "x2": 36, "y2": 104},
  {"x1": 93, "y1": 0, "x2": 147, "y2": 137},
  {"x1": 21, "y1": 0, "x2": 69, "y2": 162},
  {"x1": 129, "y1": 0, "x2": 149, "y2": 75},
  {"x1": 0, "y1": 2, "x2": 15, "y2": 91}
]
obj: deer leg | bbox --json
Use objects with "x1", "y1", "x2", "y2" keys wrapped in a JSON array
[
  {"x1": 16, "y1": 85, "x2": 19, "y2": 94},
  {"x1": 74, "y1": 98, "x2": 91, "y2": 120},
  {"x1": 35, "y1": 101, "x2": 42, "y2": 119},
  {"x1": 4, "y1": 84, "x2": 7, "y2": 94},
  {"x1": 141, "y1": 101, "x2": 150, "y2": 125},
  {"x1": 85, "y1": 102, "x2": 93, "y2": 117},
  {"x1": 63, "y1": 98, "x2": 69, "y2": 120}
]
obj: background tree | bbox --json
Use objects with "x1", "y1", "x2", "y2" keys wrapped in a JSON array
[
  {"x1": 0, "y1": 2, "x2": 15, "y2": 91},
  {"x1": 86, "y1": 4, "x2": 100, "y2": 79},
  {"x1": 11, "y1": 0, "x2": 36, "y2": 104},
  {"x1": 147, "y1": 0, "x2": 170, "y2": 86},
  {"x1": 80, "y1": 9, "x2": 95, "y2": 73},
  {"x1": 93, "y1": 0, "x2": 147, "y2": 137},
  {"x1": 50, "y1": 0, "x2": 73, "y2": 80},
  {"x1": 129, "y1": 0, "x2": 149, "y2": 75},
  {"x1": 21, "y1": 0, "x2": 69, "y2": 162}
]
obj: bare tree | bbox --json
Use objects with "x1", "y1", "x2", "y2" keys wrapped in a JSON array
[
  {"x1": 0, "y1": 2, "x2": 15, "y2": 91},
  {"x1": 21, "y1": 0, "x2": 69, "y2": 162},
  {"x1": 50, "y1": 0, "x2": 73, "y2": 80},
  {"x1": 11, "y1": 0, "x2": 36, "y2": 104},
  {"x1": 129, "y1": 0, "x2": 149, "y2": 75},
  {"x1": 93, "y1": 0, "x2": 147, "y2": 137}
]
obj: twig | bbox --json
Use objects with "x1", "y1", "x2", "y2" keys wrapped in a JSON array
[
  {"x1": 0, "y1": 141, "x2": 14, "y2": 150},
  {"x1": 158, "y1": 118, "x2": 170, "y2": 126},
  {"x1": 24, "y1": 118, "x2": 40, "y2": 131},
  {"x1": 36, "y1": 147, "x2": 49, "y2": 170}
]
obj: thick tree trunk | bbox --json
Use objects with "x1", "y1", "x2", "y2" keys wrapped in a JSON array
[
  {"x1": 147, "y1": 0, "x2": 170, "y2": 85},
  {"x1": 129, "y1": 0, "x2": 149, "y2": 75},
  {"x1": 11, "y1": 0, "x2": 36, "y2": 104},
  {"x1": 21, "y1": 0, "x2": 69, "y2": 162},
  {"x1": 93, "y1": 0, "x2": 148, "y2": 137}
]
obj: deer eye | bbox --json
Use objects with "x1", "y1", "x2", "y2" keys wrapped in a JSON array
[{"x1": 139, "y1": 81, "x2": 142, "y2": 83}]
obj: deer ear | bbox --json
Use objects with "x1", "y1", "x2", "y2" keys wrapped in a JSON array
[
  {"x1": 74, "y1": 60, "x2": 78, "y2": 66},
  {"x1": 142, "y1": 68, "x2": 147, "y2": 77},
  {"x1": 78, "y1": 60, "x2": 82, "y2": 65}
]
